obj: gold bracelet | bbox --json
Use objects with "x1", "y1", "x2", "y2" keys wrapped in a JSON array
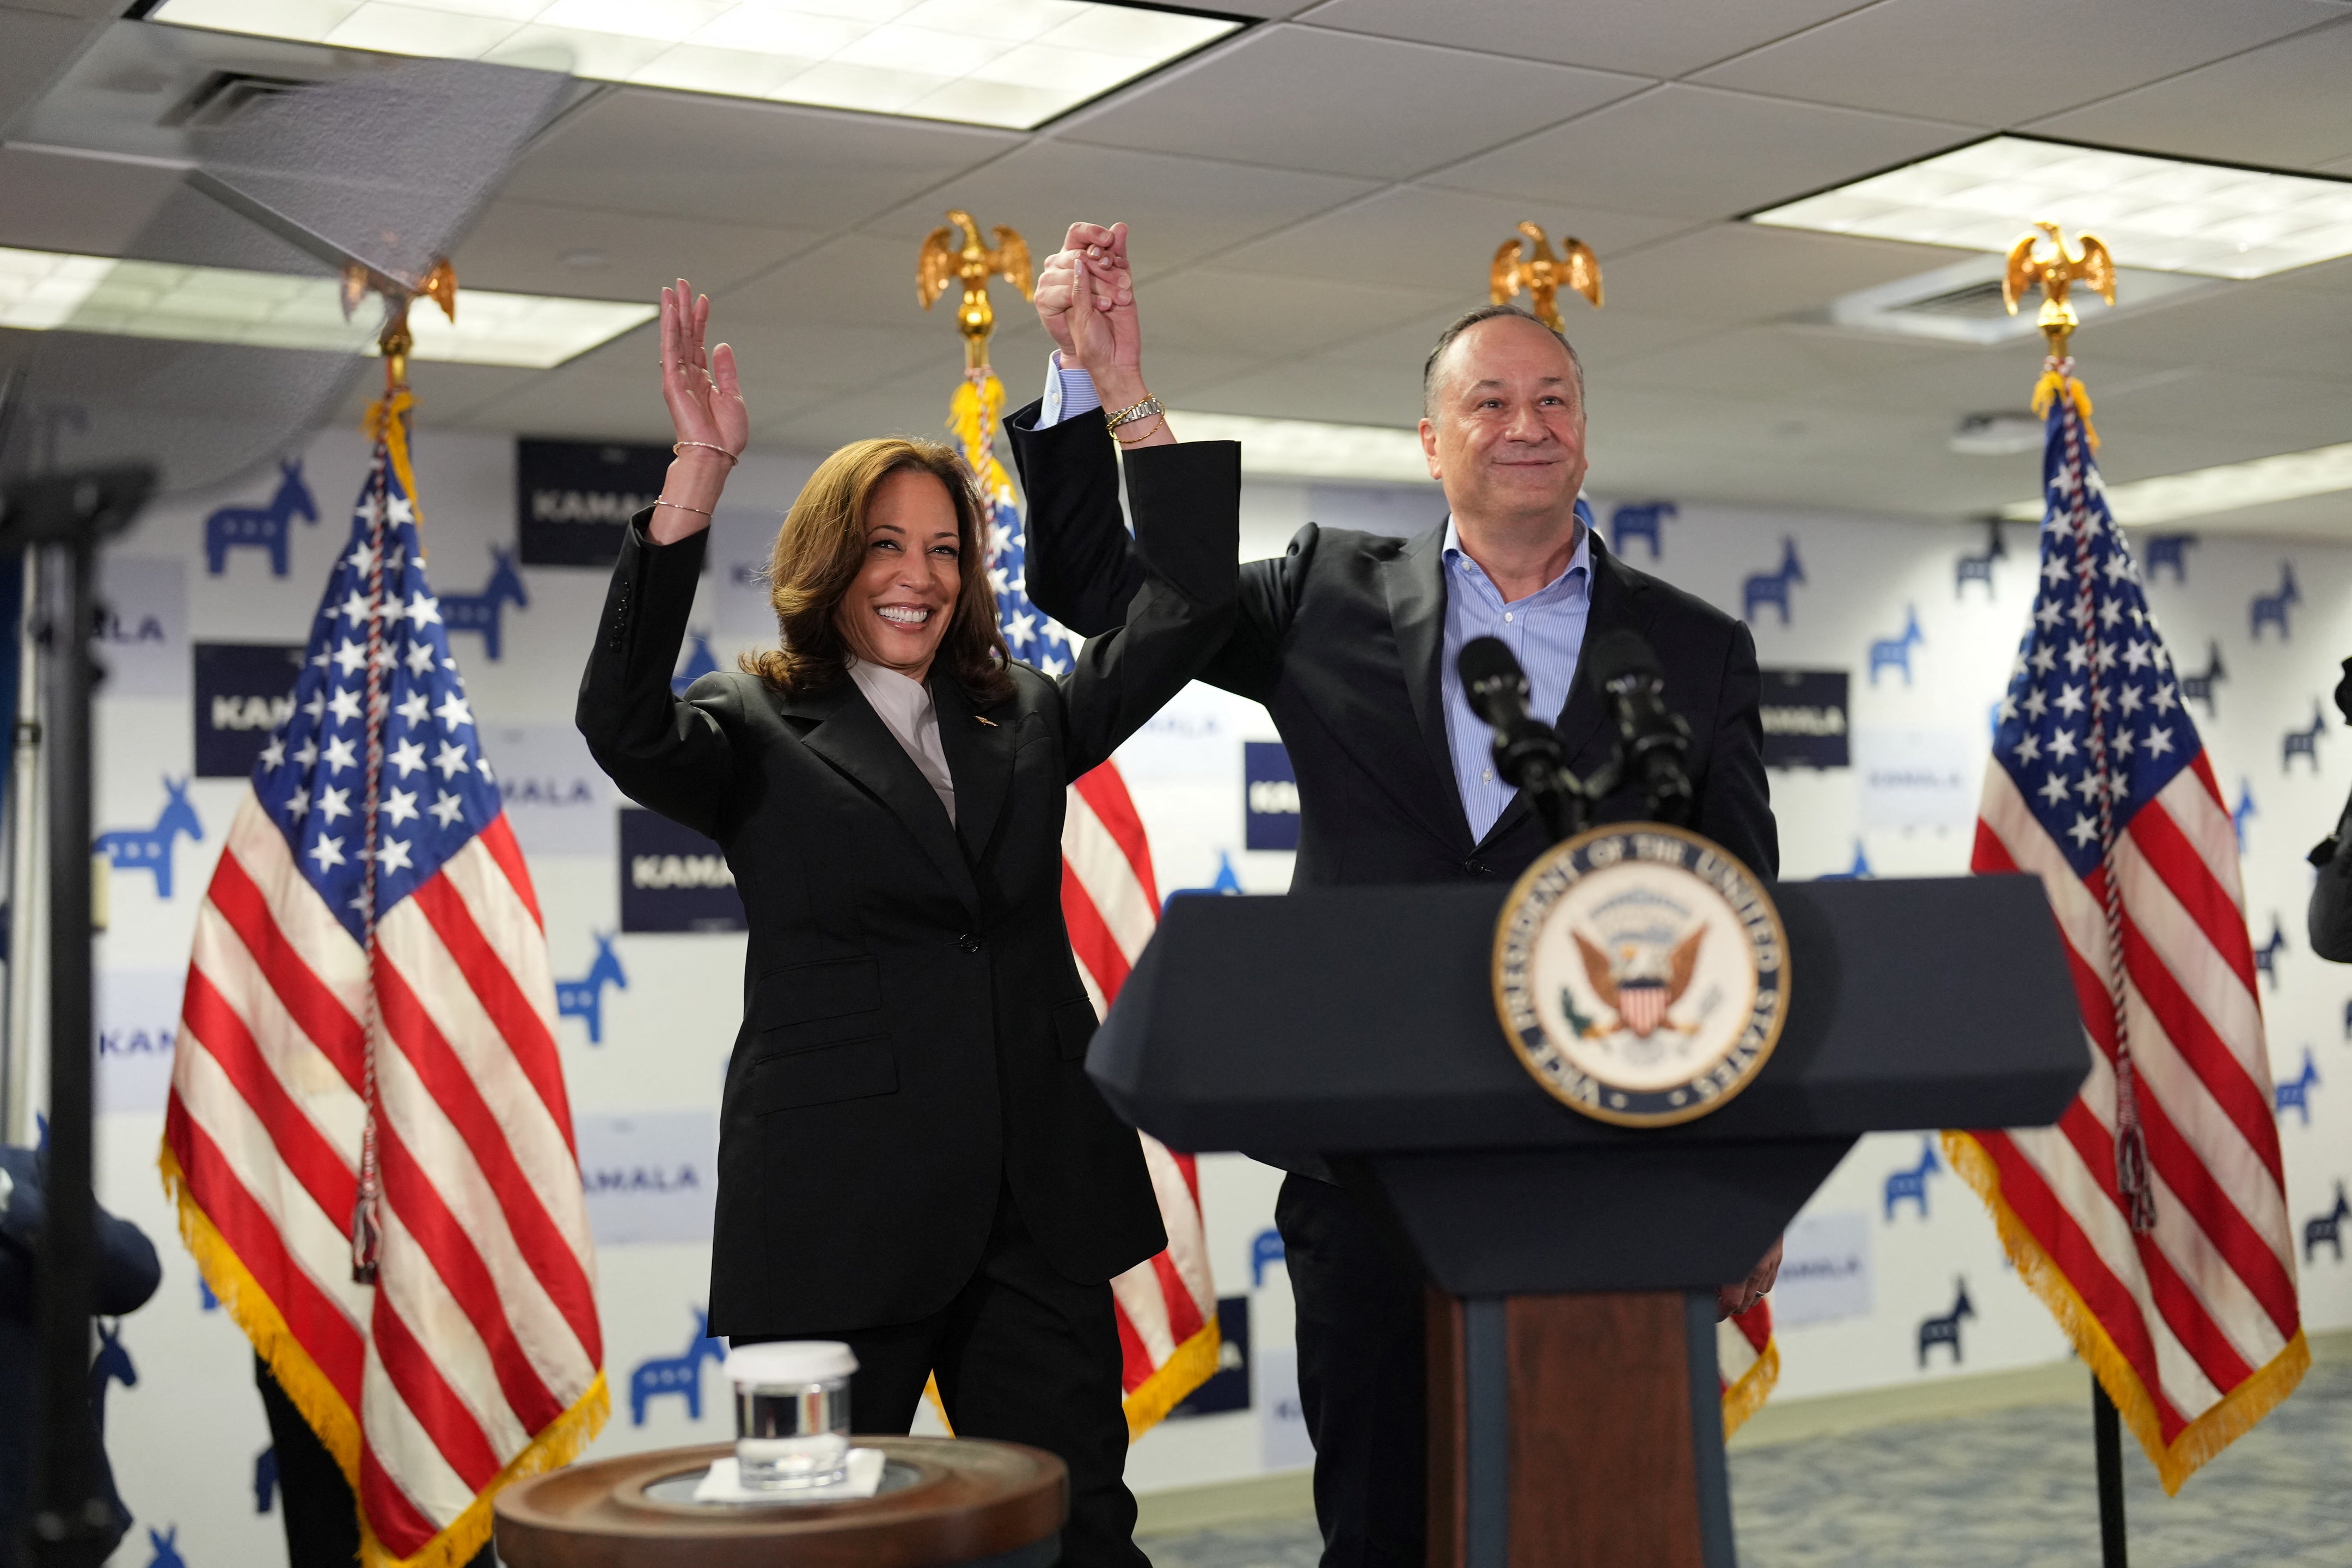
[
  {"x1": 1104, "y1": 394, "x2": 1163, "y2": 432},
  {"x1": 673, "y1": 440, "x2": 740, "y2": 465},
  {"x1": 654, "y1": 496, "x2": 712, "y2": 517},
  {"x1": 1112, "y1": 412, "x2": 1167, "y2": 446}
]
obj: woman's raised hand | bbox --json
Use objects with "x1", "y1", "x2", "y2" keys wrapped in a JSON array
[
  {"x1": 649, "y1": 279, "x2": 748, "y2": 543},
  {"x1": 660, "y1": 279, "x2": 749, "y2": 457}
]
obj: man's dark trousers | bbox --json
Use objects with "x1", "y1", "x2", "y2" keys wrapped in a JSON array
[{"x1": 1278, "y1": 1175, "x2": 1429, "y2": 1567}]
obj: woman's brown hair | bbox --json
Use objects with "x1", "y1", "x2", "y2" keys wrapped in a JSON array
[{"x1": 740, "y1": 437, "x2": 1014, "y2": 703}]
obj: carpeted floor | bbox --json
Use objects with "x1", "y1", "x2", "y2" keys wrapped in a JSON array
[{"x1": 1141, "y1": 1357, "x2": 2352, "y2": 1567}]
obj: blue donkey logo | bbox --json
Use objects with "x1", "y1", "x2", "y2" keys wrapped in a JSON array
[
  {"x1": 1608, "y1": 501, "x2": 1675, "y2": 560},
  {"x1": 630, "y1": 1307, "x2": 725, "y2": 1425},
  {"x1": 144, "y1": 1524, "x2": 187, "y2": 1568},
  {"x1": 94, "y1": 777, "x2": 204, "y2": 898},
  {"x1": 1741, "y1": 537, "x2": 1805, "y2": 627},
  {"x1": 204, "y1": 460, "x2": 320, "y2": 577},
  {"x1": 672, "y1": 632, "x2": 720, "y2": 696},
  {"x1": 442, "y1": 548, "x2": 529, "y2": 661},
  {"x1": 556, "y1": 934, "x2": 628, "y2": 1045},
  {"x1": 1869, "y1": 606, "x2": 1924, "y2": 686}
]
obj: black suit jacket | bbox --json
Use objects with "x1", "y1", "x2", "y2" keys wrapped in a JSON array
[
  {"x1": 1007, "y1": 405, "x2": 1777, "y2": 891},
  {"x1": 577, "y1": 444, "x2": 1239, "y2": 1336}
]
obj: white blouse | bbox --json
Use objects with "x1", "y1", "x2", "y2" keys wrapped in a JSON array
[{"x1": 846, "y1": 656, "x2": 956, "y2": 824}]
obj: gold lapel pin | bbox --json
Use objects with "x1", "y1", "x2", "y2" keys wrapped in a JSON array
[{"x1": 974, "y1": 714, "x2": 998, "y2": 727}]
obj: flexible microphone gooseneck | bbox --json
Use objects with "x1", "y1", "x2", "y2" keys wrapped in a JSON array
[
  {"x1": 1581, "y1": 627, "x2": 1695, "y2": 825},
  {"x1": 1459, "y1": 636, "x2": 1582, "y2": 842}
]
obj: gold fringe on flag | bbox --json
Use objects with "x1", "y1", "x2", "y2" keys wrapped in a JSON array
[
  {"x1": 1719, "y1": 1335, "x2": 1781, "y2": 1440},
  {"x1": 1941, "y1": 1130, "x2": 2309, "y2": 1494}
]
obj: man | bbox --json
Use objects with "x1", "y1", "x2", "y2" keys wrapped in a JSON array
[{"x1": 1008, "y1": 223, "x2": 1782, "y2": 1568}]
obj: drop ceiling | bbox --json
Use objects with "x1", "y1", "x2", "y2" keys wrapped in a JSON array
[{"x1": 3, "y1": 0, "x2": 2351, "y2": 535}]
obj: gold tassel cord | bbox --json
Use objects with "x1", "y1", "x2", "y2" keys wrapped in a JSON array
[
  {"x1": 1940, "y1": 1131, "x2": 2310, "y2": 1494},
  {"x1": 2031, "y1": 370, "x2": 2101, "y2": 452}
]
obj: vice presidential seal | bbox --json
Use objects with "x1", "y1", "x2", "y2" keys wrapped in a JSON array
[{"x1": 1492, "y1": 823, "x2": 1787, "y2": 1128}]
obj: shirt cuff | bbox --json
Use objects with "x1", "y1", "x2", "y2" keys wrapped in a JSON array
[{"x1": 1039, "y1": 351, "x2": 1101, "y2": 428}]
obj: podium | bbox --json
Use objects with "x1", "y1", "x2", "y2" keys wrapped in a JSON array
[{"x1": 1090, "y1": 874, "x2": 2088, "y2": 1568}]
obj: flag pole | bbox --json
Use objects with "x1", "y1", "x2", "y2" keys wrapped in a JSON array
[
  {"x1": 2005, "y1": 220, "x2": 2134, "y2": 1563},
  {"x1": 2094, "y1": 1381, "x2": 2129, "y2": 1566}
]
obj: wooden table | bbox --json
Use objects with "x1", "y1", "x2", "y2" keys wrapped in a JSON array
[{"x1": 493, "y1": 1437, "x2": 1066, "y2": 1568}]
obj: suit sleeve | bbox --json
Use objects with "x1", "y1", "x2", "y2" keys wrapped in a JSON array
[
  {"x1": 1698, "y1": 620, "x2": 1779, "y2": 880},
  {"x1": 1008, "y1": 397, "x2": 1291, "y2": 702},
  {"x1": 576, "y1": 513, "x2": 738, "y2": 838},
  {"x1": 1054, "y1": 441, "x2": 1242, "y2": 780}
]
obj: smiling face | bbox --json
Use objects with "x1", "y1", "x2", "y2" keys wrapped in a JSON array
[
  {"x1": 1420, "y1": 313, "x2": 1589, "y2": 531},
  {"x1": 832, "y1": 468, "x2": 963, "y2": 683}
]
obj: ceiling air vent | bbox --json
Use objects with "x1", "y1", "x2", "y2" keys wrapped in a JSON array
[
  {"x1": 1810, "y1": 255, "x2": 2212, "y2": 346},
  {"x1": 158, "y1": 71, "x2": 314, "y2": 129}
]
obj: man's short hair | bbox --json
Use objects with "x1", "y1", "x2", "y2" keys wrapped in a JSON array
[{"x1": 1420, "y1": 303, "x2": 1584, "y2": 418}]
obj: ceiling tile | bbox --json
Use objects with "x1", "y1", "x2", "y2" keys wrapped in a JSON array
[
  {"x1": 1135, "y1": 264, "x2": 1462, "y2": 359},
  {"x1": 1431, "y1": 85, "x2": 1971, "y2": 220},
  {"x1": 1215, "y1": 185, "x2": 1693, "y2": 292},
  {"x1": 2084, "y1": 277, "x2": 2352, "y2": 381},
  {"x1": 1061, "y1": 23, "x2": 1649, "y2": 180},
  {"x1": 2025, "y1": 17, "x2": 2352, "y2": 170},
  {"x1": 499, "y1": 87, "x2": 1017, "y2": 229},
  {"x1": 858, "y1": 142, "x2": 1379, "y2": 279},
  {"x1": 1294, "y1": 0, "x2": 1876, "y2": 78},
  {"x1": 450, "y1": 197, "x2": 824, "y2": 303},
  {"x1": 0, "y1": 7, "x2": 103, "y2": 134},
  {"x1": 1603, "y1": 323, "x2": 1960, "y2": 397},
  {"x1": 1178, "y1": 354, "x2": 1429, "y2": 427},
  {"x1": 1593, "y1": 222, "x2": 1977, "y2": 326},
  {"x1": 1693, "y1": 0, "x2": 2347, "y2": 128}
]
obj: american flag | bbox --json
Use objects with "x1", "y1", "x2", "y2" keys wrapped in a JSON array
[
  {"x1": 952, "y1": 368, "x2": 1221, "y2": 1433},
  {"x1": 162, "y1": 396, "x2": 606, "y2": 1565},
  {"x1": 1951, "y1": 361, "x2": 2306, "y2": 1492}
]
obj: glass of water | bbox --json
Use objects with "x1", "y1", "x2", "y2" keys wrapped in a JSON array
[{"x1": 726, "y1": 1342, "x2": 856, "y2": 1491}]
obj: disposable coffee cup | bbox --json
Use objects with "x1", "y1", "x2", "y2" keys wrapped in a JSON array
[{"x1": 725, "y1": 1342, "x2": 856, "y2": 1491}]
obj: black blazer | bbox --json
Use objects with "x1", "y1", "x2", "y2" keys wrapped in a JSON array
[
  {"x1": 577, "y1": 445, "x2": 1239, "y2": 1337},
  {"x1": 1007, "y1": 405, "x2": 1777, "y2": 892}
]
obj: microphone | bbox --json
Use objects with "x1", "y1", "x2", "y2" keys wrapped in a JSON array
[
  {"x1": 1459, "y1": 637, "x2": 1579, "y2": 841},
  {"x1": 1582, "y1": 628, "x2": 1694, "y2": 823}
]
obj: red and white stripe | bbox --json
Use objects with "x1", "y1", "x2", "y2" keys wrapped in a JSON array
[
  {"x1": 166, "y1": 800, "x2": 603, "y2": 1565},
  {"x1": 1061, "y1": 762, "x2": 1218, "y2": 1434},
  {"x1": 1962, "y1": 750, "x2": 2303, "y2": 1492}
]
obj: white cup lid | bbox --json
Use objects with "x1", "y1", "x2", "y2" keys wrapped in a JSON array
[{"x1": 724, "y1": 1340, "x2": 857, "y2": 1387}]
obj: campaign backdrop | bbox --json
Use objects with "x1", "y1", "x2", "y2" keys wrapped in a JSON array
[{"x1": 65, "y1": 421, "x2": 2352, "y2": 1566}]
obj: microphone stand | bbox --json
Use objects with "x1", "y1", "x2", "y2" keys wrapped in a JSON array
[{"x1": 3, "y1": 464, "x2": 155, "y2": 1568}]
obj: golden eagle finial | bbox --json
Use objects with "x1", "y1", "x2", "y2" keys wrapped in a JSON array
[
  {"x1": 1489, "y1": 222, "x2": 1601, "y2": 332},
  {"x1": 2002, "y1": 220, "x2": 2115, "y2": 362},
  {"x1": 919, "y1": 209, "x2": 1033, "y2": 370},
  {"x1": 340, "y1": 255, "x2": 457, "y2": 394}
]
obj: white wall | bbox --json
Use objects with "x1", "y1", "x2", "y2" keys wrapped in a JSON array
[{"x1": 68, "y1": 426, "x2": 2352, "y2": 1565}]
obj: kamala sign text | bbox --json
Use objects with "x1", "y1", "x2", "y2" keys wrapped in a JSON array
[
  {"x1": 1244, "y1": 740, "x2": 1300, "y2": 852},
  {"x1": 193, "y1": 642, "x2": 305, "y2": 777},
  {"x1": 518, "y1": 437, "x2": 671, "y2": 567},
  {"x1": 1759, "y1": 668, "x2": 1849, "y2": 769},
  {"x1": 620, "y1": 807, "x2": 745, "y2": 933}
]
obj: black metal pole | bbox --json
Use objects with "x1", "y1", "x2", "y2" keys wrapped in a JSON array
[
  {"x1": 26, "y1": 531, "x2": 101, "y2": 1568},
  {"x1": 2093, "y1": 1379, "x2": 2128, "y2": 1568}
]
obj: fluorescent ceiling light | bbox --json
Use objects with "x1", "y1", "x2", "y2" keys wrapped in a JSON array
[
  {"x1": 0, "y1": 245, "x2": 652, "y2": 368},
  {"x1": 150, "y1": 0, "x2": 1242, "y2": 132},
  {"x1": 1165, "y1": 410, "x2": 1433, "y2": 486},
  {"x1": 1753, "y1": 135, "x2": 2352, "y2": 280},
  {"x1": 1999, "y1": 441, "x2": 2352, "y2": 525}
]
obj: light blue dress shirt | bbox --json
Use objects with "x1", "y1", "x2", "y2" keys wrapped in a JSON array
[
  {"x1": 1440, "y1": 520, "x2": 1591, "y2": 844},
  {"x1": 1039, "y1": 357, "x2": 1595, "y2": 845}
]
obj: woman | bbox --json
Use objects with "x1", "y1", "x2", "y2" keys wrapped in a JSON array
[{"x1": 578, "y1": 283, "x2": 1236, "y2": 1566}]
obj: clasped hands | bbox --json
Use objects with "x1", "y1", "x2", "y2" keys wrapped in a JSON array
[{"x1": 1035, "y1": 222, "x2": 1171, "y2": 449}]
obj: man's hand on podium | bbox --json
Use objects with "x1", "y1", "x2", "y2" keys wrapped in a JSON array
[{"x1": 1717, "y1": 1235, "x2": 1784, "y2": 1320}]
